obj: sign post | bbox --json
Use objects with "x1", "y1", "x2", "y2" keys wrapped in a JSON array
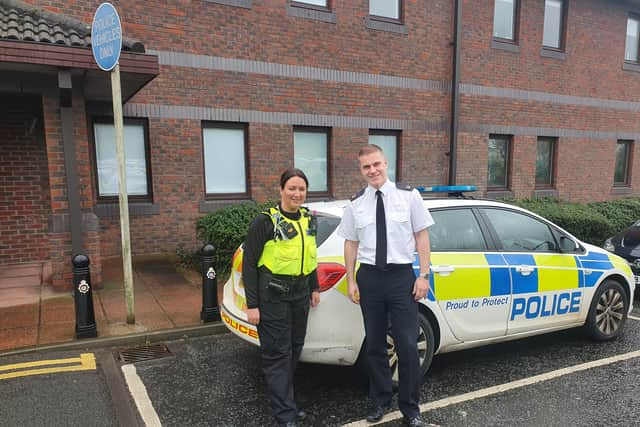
[{"x1": 91, "y1": 3, "x2": 135, "y2": 324}]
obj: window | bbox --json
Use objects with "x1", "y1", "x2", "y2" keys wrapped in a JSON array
[
  {"x1": 493, "y1": 0, "x2": 518, "y2": 41},
  {"x1": 482, "y1": 208, "x2": 557, "y2": 252},
  {"x1": 614, "y1": 140, "x2": 632, "y2": 186},
  {"x1": 429, "y1": 209, "x2": 487, "y2": 251},
  {"x1": 536, "y1": 137, "x2": 556, "y2": 187},
  {"x1": 369, "y1": 131, "x2": 399, "y2": 182},
  {"x1": 202, "y1": 123, "x2": 248, "y2": 198},
  {"x1": 543, "y1": 0, "x2": 565, "y2": 49},
  {"x1": 370, "y1": 0, "x2": 400, "y2": 20},
  {"x1": 294, "y1": 127, "x2": 330, "y2": 194},
  {"x1": 93, "y1": 119, "x2": 151, "y2": 200},
  {"x1": 292, "y1": 0, "x2": 327, "y2": 6},
  {"x1": 487, "y1": 135, "x2": 511, "y2": 189},
  {"x1": 625, "y1": 16, "x2": 640, "y2": 62}
]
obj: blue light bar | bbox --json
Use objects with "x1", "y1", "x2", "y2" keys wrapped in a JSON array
[{"x1": 416, "y1": 185, "x2": 477, "y2": 193}]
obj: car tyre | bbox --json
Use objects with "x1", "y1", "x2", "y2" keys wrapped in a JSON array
[{"x1": 586, "y1": 279, "x2": 628, "y2": 341}]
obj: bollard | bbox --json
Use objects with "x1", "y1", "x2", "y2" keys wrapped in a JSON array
[
  {"x1": 200, "y1": 244, "x2": 221, "y2": 322},
  {"x1": 72, "y1": 254, "x2": 97, "y2": 339}
]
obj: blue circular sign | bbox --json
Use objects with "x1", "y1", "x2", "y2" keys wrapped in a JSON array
[{"x1": 91, "y1": 2, "x2": 122, "y2": 71}]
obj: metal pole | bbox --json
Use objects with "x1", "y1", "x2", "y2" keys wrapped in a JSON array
[
  {"x1": 201, "y1": 244, "x2": 221, "y2": 322},
  {"x1": 72, "y1": 254, "x2": 97, "y2": 338},
  {"x1": 111, "y1": 63, "x2": 135, "y2": 324}
]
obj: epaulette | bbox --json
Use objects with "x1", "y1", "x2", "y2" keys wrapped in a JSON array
[
  {"x1": 350, "y1": 187, "x2": 366, "y2": 201},
  {"x1": 396, "y1": 182, "x2": 413, "y2": 191}
]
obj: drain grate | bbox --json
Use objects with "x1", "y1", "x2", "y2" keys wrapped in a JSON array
[{"x1": 117, "y1": 344, "x2": 173, "y2": 364}]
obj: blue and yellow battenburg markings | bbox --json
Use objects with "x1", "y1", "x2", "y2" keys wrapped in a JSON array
[{"x1": 412, "y1": 250, "x2": 631, "y2": 304}]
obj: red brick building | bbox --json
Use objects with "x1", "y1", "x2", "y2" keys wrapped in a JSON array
[{"x1": 2, "y1": 0, "x2": 640, "y2": 288}]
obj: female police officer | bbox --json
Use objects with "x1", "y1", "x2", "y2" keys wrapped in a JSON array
[{"x1": 242, "y1": 168, "x2": 321, "y2": 427}]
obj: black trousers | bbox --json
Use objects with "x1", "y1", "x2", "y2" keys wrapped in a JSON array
[
  {"x1": 357, "y1": 263, "x2": 421, "y2": 419},
  {"x1": 257, "y1": 295, "x2": 310, "y2": 424}
]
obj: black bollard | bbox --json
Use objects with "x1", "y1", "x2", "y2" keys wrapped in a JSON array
[
  {"x1": 72, "y1": 254, "x2": 97, "y2": 339},
  {"x1": 200, "y1": 244, "x2": 221, "y2": 322}
]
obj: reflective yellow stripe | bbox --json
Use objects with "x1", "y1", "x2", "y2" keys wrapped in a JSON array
[
  {"x1": 432, "y1": 253, "x2": 491, "y2": 300},
  {"x1": 535, "y1": 254, "x2": 579, "y2": 292},
  {"x1": 608, "y1": 254, "x2": 633, "y2": 276}
]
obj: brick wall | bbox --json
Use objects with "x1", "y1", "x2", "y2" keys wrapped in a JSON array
[{"x1": 0, "y1": 95, "x2": 51, "y2": 264}]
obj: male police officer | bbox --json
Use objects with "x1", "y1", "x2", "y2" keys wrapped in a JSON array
[{"x1": 338, "y1": 145, "x2": 433, "y2": 427}]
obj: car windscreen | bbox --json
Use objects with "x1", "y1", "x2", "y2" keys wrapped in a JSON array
[{"x1": 316, "y1": 213, "x2": 341, "y2": 246}]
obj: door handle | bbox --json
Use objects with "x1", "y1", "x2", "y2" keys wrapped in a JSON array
[
  {"x1": 515, "y1": 265, "x2": 535, "y2": 276},
  {"x1": 431, "y1": 265, "x2": 455, "y2": 276}
]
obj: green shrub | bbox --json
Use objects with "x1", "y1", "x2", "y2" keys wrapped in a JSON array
[
  {"x1": 195, "y1": 200, "x2": 276, "y2": 277},
  {"x1": 588, "y1": 198, "x2": 640, "y2": 233},
  {"x1": 508, "y1": 198, "x2": 614, "y2": 245}
]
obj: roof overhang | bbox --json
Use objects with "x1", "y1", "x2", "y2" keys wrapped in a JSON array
[{"x1": 0, "y1": 39, "x2": 158, "y2": 102}]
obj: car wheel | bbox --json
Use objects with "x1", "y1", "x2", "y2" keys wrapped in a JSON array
[
  {"x1": 387, "y1": 312, "x2": 435, "y2": 386},
  {"x1": 586, "y1": 279, "x2": 628, "y2": 341}
]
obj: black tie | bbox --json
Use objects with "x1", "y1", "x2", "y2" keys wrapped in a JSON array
[{"x1": 375, "y1": 190, "x2": 387, "y2": 270}]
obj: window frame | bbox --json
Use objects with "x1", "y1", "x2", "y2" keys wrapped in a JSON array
[
  {"x1": 535, "y1": 136, "x2": 557, "y2": 189},
  {"x1": 542, "y1": 0, "x2": 568, "y2": 51},
  {"x1": 492, "y1": 0, "x2": 520, "y2": 44},
  {"x1": 614, "y1": 140, "x2": 633, "y2": 187},
  {"x1": 293, "y1": 126, "x2": 332, "y2": 198},
  {"x1": 368, "y1": 0, "x2": 403, "y2": 24},
  {"x1": 625, "y1": 14, "x2": 640, "y2": 64},
  {"x1": 289, "y1": 0, "x2": 330, "y2": 12},
  {"x1": 201, "y1": 121, "x2": 251, "y2": 200},
  {"x1": 90, "y1": 117, "x2": 153, "y2": 203},
  {"x1": 368, "y1": 129, "x2": 401, "y2": 182},
  {"x1": 487, "y1": 134, "x2": 512, "y2": 191}
]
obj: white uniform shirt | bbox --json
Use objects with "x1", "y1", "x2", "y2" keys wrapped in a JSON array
[{"x1": 337, "y1": 180, "x2": 434, "y2": 265}]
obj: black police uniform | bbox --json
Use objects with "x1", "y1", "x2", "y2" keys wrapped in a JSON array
[{"x1": 243, "y1": 205, "x2": 319, "y2": 425}]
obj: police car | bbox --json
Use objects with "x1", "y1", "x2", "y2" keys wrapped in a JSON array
[{"x1": 221, "y1": 186, "x2": 635, "y2": 380}]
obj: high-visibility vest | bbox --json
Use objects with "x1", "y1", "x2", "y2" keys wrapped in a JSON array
[{"x1": 258, "y1": 207, "x2": 317, "y2": 276}]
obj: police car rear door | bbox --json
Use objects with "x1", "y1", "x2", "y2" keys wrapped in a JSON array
[
  {"x1": 429, "y1": 207, "x2": 511, "y2": 341},
  {"x1": 479, "y1": 208, "x2": 583, "y2": 335}
]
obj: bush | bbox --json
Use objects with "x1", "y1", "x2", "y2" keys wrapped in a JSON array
[
  {"x1": 508, "y1": 198, "x2": 614, "y2": 245},
  {"x1": 588, "y1": 198, "x2": 640, "y2": 233},
  {"x1": 196, "y1": 200, "x2": 275, "y2": 277}
]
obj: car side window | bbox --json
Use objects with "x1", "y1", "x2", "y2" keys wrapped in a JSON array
[
  {"x1": 482, "y1": 208, "x2": 557, "y2": 252},
  {"x1": 430, "y1": 209, "x2": 487, "y2": 251}
]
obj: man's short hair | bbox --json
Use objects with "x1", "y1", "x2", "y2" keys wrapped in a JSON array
[{"x1": 358, "y1": 144, "x2": 384, "y2": 158}]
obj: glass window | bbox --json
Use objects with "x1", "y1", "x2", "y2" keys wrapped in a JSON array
[
  {"x1": 369, "y1": 131, "x2": 399, "y2": 182},
  {"x1": 536, "y1": 137, "x2": 556, "y2": 187},
  {"x1": 625, "y1": 17, "x2": 640, "y2": 62},
  {"x1": 614, "y1": 140, "x2": 632, "y2": 186},
  {"x1": 493, "y1": 0, "x2": 517, "y2": 40},
  {"x1": 293, "y1": 0, "x2": 327, "y2": 6},
  {"x1": 370, "y1": 0, "x2": 400, "y2": 20},
  {"x1": 543, "y1": 0, "x2": 564, "y2": 49},
  {"x1": 430, "y1": 209, "x2": 487, "y2": 251},
  {"x1": 202, "y1": 124, "x2": 247, "y2": 195},
  {"x1": 294, "y1": 128, "x2": 329, "y2": 193},
  {"x1": 94, "y1": 120, "x2": 150, "y2": 198},
  {"x1": 487, "y1": 135, "x2": 510, "y2": 188},
  {"x1": 483, "y1": 208, "x2": 558, "y2": 252}
]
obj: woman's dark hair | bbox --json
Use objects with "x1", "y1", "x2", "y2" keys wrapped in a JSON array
[{"x1": 280, "y1": 168, "x2": 309, "y2": 189}]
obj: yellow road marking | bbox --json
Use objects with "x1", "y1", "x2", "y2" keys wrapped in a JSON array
[{"x1": 0, "y1": 353, "x2": 96, "y2": 380}]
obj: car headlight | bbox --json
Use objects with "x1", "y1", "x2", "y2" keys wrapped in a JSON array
[{"x1": 603, "y1": 238, "x2": 615, "y2": 252}]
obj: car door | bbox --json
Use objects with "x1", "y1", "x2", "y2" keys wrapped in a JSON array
[
  {"x1": 479, "y1": 208, "x2": 583, "y2": 335},
  {"x1": 429, "y1": 207, "x2": 511, "y2": 341}
]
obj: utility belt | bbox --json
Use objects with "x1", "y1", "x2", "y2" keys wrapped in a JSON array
[{"x1": 258, "y1": 267, "x2": 310, "y2": 301}]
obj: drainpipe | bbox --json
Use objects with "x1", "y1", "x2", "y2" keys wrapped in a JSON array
[{"x1": 449, "y1": 0, "x2": 462, "y2": 185}]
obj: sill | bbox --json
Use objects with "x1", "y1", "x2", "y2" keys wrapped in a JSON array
[
  {"x1": 611, "y1": 186, "x2": 632, "y2": 195},
  {"x1": 287, "y1": 3, "x2": 336, "y2": 23},
  {"x1": 485, "y1": 189, "x2": 514, "y2": 199},
  {"x1": 540, "y1": 47, "x2": 566, "y2": 61},
  {"x1": 364, "y1": 16, "x2": 407, "y2": 35},
  {"x1": 95, "y1": 202, "x2": 160, "y2": 218},
  {"x1": 532, "y1": 188, "x2": 558, "y2": 199},
  {"x1": 491, "y1": 39, "x2": 520, "y2": 53},
  {"x1": 622, "y1": 61, "x2": 640, "y2": 73},
  {"x1": 199, "y1": 199, "x2": 253, "y2": 213},
  {"x1": 204, "y1": 0, "x2": 252, "y2": 8}
]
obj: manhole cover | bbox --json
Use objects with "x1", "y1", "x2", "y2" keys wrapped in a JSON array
[{"x1": 117, "y1": 344, "x2": 173, "y2": 364}]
